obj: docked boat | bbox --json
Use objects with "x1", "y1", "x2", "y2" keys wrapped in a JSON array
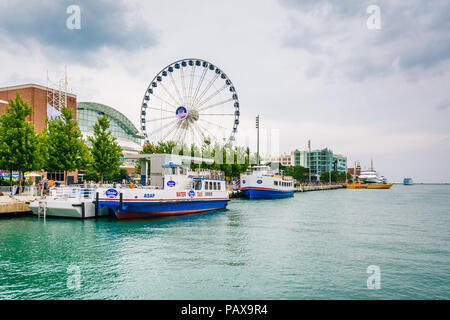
[
  {"x1": 403, "y1": 178, "x2": 414, "y2": 185},
  {"x1": 28, "y1": 186, "x2": 110, "y2": 218},
  {"x1": 29, "y1": 154, "x2": 229, "y2": 220},
  {"x1": 96, "y1": 162, "x2": 229, "y2": 219},
  {"x1": 344, "y1": 180, "x2": 393, "y2": 189},
  {"x1": 357, "y1": 160, "x2": 389, "y2": 184},
  {"x1": 239, "y1": 165, "x2": 294, "y2": 199}
]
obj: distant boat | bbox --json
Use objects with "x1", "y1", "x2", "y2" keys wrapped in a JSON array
[
  {"x1": 358, "y1": 159, "x2": 389, "y2": 184},
  {"x1": 240, "y1": 165, "x2": 294, "y2": 199},
  {"x1": 403, "y1": 178, "x2": 414, "y2": 185}
]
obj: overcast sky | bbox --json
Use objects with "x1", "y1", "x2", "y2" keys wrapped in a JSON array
[{"x1": 1, "y1": 0, "x2": 449, "y2": 182}]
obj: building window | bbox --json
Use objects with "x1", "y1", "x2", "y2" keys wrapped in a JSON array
[{"x1": 47, "y1": 172, "x2": 64, "y2": 181}]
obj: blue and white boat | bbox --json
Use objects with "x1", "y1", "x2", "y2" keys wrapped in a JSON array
[
  {"x1": 240, "y1": 165, "x2": 294, "y2": 199},
  {"x1": 403, "y1": 178, "x2": 414, "y2": 185},
  {"x1": 96, "y1": 162, "x2": 229, "y2": 219}
]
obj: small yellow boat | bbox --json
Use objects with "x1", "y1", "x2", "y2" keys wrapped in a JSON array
[{"x1": 344, "y1": 180, "x2": 393, "y2": 189}]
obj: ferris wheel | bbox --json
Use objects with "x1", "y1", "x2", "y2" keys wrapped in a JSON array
[{"x1": 140, "y1": 58, "x2": 240, "y2": 146}]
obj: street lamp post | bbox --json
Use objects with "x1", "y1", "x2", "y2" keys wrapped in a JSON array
[
  {"x1": 256, "y1": 115, "x2": 260, "y2": 165},
  {"x1": 308, "y1": 140, "x2": 311, "y2": 183}
]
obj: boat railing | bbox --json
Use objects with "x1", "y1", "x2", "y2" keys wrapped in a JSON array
[
  {"x1": 186, "y1": 169, "x2": 224, "y2": 180},
  {"x1": 49, "y1": 187, "x2": 98, "y2": 200}
]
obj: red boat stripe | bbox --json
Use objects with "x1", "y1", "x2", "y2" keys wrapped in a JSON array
[
  {"x1": 99, "y1": 198, "x2": 229, "y2": 202},
  {"x1": 240, "y1": 187, "x2": 293, "y2": 191}
]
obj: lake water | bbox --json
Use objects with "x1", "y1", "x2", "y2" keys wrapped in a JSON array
[{"x1": 0, "y1": 184, "x2": 449, "y2": 299}]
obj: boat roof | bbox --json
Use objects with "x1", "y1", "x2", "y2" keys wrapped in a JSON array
[{"x1": 162, "y1": 163, "x2": 182, "y2": 167}]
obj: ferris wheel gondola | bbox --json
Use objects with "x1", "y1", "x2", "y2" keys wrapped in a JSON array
[{"x1": 140, "y1": 58, "x2": 240, "y2": 146}]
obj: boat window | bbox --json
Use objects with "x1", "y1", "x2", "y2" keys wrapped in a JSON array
[
  {"x1": 274, "y1": 181, "x2": 277, "y2": 186},
  {"x1": 205, "y1": 181, "x2": 208, "y2": 190},
  {"x1": 218, "y1": 182, "x2": 221, "y2": 190},
  {"x1": 194, "y1": 180, "x2": 202, "y2": 190},
  {"x1": 213, "y1": 182, "x2": 217, "y2": 190},
  {"x1": 209, "y1": 182, "x2": 213, "y2": 190}
]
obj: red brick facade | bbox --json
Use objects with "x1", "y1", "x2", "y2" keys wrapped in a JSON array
[
  {"x1": 0, "y1": 84, "x2": 77, "y2": 133},
  {"x1": 0, "y1": 84, "x2": 78, "y2": 183}
]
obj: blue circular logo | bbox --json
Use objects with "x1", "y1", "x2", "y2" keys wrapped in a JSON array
[
  {"x1": 176, "y1": 106, "x2": 187, "y2": 120},
  {"x1": 257, "y1": 179, "x2": 263, "y2": 184},
  {"x1": 167, "y1": 180, "x2": 176, "y2": 187},
  {"x1": 105, "y1": 188, "x2": 119, "y2": 199},
  {"x1": 242, "y1": 180, "x2": 246, "y2": 184},
  {"x1": 188, "y1": 190, "x2": 195, "y2": 198}
]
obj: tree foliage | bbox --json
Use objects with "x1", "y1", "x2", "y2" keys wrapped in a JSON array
[
  {"x1": 137, "y1": 141, "x2": 253, "y2": 180},
  {"x1": 0, "y1": 94, "x2": 43, "y2": 189},
  {"x1": 320, "y1": 171, "x2": 351, "y2": 183},
  {"x1": 285, "y1": 165, "x2": 310, "y2": 182},
  {"x1": 44, "y1": 107, "x2": 89, "y2": 184},
  {"x1": 88, "y1": 115, "x2": 123, "y2": 183}
]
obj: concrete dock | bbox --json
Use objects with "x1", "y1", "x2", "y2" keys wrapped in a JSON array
[{"x1": 0, "y1": 195, "x2": 38, "y2": 216}]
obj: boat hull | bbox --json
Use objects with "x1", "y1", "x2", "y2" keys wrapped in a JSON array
[
  {"x1": 241, "y1": 187, "x2": 294, "y2": 199},
  {"x1": 345, "y1": 183, "x2": 393, "y2": 189},
  {"x1": 99, "y1": 199, "x2": 229, "y2": 219},
  {"x1": 29, "y1": 199, "x2": 110, "y2": 219}
]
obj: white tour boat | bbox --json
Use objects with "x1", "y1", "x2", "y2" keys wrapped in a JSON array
[{"x1": 240, "y1": 165, "x2": 294, "y2": 199}]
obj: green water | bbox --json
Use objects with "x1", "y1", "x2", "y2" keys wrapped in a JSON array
[{"x1": 0, "y1": 185, "x2": 449, "y2": 299}]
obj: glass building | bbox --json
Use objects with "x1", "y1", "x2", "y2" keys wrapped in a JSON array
[
  {"x1": 307, "y1": 148, "x2": 347, "y2": 175},
  {"x1": 77, "y1": 102, "x2": 144, "y2": 175},
  {"x1": 77, "y1": 102, "x2": 143, "y2": 152}
]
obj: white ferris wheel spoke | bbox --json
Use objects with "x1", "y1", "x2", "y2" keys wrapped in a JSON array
[
  {"x1": 160, "y1": 121, "x2": 180, "y2": 142},
  {"x1": 147, "y1": 106, "x2": 175, "y2": 114},
  {"x1": 198, "y1": 117, "x2": 229, "y2": 131},
  {"x1": 145, "y1": 115, "x2": 174, "y2": 122},
  {"x1": 148, "y1": 119, "x2": 178, "y2": 137},
  {"x1": 195, "y1": 121, "x2": 218, "y2": 142},
  {"x1": 193, "y1": 73, "x2": 220, "y2": 108},
  {"x1": 187, "y1": 65, "x2": 196, "y2": 109},
  {"x1": 191, "y1": 67, "x2": 208, "y2": 109},
  {"x1": 152, "y1": 94, "x2": 178, "y2": 109},
  {"x1": 197, "y1": 98, "x2": 234, "y2": 112},
  {"x1": 192, "y1": 121, "x2": 209, "y2": 141},
  {"x1": 179, "y1": 66, "x2": 188, "y2": 107},
  {"x1": 159, "y1": 81, "x2": 182, "y2": 106},
  {"x1": 196, "y1": 83, "x2": 229, "y2": 109},
  {"x1": 169, "y1": 71, "x2": 184, "y2": 107}
]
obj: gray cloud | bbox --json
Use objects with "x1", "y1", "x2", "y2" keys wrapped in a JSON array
[
  {"x1": 280, "y1": 0, "x2": 450, "y2": 79},
  {"x1": 0, "y1": 0, "x2": 157, "y2": 62},
  {"x1": 437, "y1": 101, "x2": 450, "y2": 110}
]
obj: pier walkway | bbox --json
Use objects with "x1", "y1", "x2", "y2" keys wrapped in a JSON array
[{"x1": 229, "y1": 184, "x2": 344, "y2": 198}]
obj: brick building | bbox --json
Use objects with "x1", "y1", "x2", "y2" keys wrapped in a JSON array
[{"x1": 0, "y1": 84, "x2": 78, "y2": 183}]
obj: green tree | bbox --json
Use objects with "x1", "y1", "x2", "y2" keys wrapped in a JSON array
[
  {"x1": 104, "y1": 168, "x2": 130, "y2": 183},
  {"x1": 88, "y1": 115, "x2": 122, "y2": 183},
  {"x1": 285, "y1": 165, "x2": 309, "y2": 182},
  {"x1": 45, "y1": 107, "x2": 89, "y2": 185},
  {"x1": 0, "y1": 94, "x2": 43, "y2": 191},
  {"x1": 320, "y1": 171, "x2": 342, "y2": 183}
]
